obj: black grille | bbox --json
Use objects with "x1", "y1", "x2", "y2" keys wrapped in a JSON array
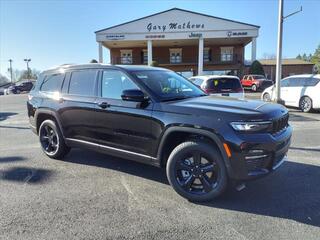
[{"x1": 272, "y1": 114, "x2": 289, "y2": 134}]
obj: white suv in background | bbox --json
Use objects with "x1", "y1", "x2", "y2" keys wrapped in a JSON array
[
  {"x1": 261, "y1": 74, "x2": 320, "y2": 112},
  {"x1": 189, "y1": 75, "x2": 244, "y2": 99}
]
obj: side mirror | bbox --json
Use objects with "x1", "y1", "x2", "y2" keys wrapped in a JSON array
[{"x1": 121, "y1": 89, "x2": 147, "y2": 102}]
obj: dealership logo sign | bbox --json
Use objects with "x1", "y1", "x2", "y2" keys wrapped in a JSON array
[
  {"x1": 106, "y1": 34, "x2": 125, "y2": 40},
  {"x1": 147, "y1": 22, "x2": 205, "y2": 32},
  {"x1": 227, "y1": 31, "x2": 248, "y2": 37},
  {"x1": 188, "y1": 32, "x2": 203, "y2": 38}
]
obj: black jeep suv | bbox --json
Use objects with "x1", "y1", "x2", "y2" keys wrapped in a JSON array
[{"x1": 27, "y1": 64, "x2": 292, "y2": 202}]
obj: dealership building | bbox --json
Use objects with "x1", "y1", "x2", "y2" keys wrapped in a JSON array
[{"x1": 95, "y1": 8, "x2": 260, "y2": 77}]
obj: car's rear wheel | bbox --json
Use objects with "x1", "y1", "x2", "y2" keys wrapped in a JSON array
[
  {"x1": 166, "y1": 141, "x2": 228, "y2": 202},
  {"x1": 39, "y1": 120, "x2": 70, "y2": 159},
  {"x1": 251, "y1": 84, "x2": 257, "y2": 92},
  {"x1": 299, "y1": 96, "x2": 313, "y2": 112},
  {"x1": 263, "y1": 93, "x2": 271, "y2": 102}
]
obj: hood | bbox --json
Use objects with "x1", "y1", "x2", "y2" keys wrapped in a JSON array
[{"x1": 162, "y1": 95, "x2": 287, "y2": 121}]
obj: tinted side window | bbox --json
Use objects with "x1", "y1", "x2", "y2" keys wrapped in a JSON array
[
  {"x1": 68, "y1": 70, "x2": 97, "y2": 96},
  {"x1": 281, "y1": 79, "x2": 289, "y2": 87},
  {"x1": 41, "y1": 74, "x2": 65, "y2": 92},
  {"x1": 287, "y1": 78, "x2": 300, "y2": 87},
  {"x1": 102, "y1": 70, "x2": 139, "y2": 99},
  {"x1": 304, "y1": 77, "x2": 320, "y2": 87}
]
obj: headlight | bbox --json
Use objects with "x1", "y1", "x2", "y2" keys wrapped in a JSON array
[{"x1": 230, "y1": 121, "x2": 272, "y2": 132}]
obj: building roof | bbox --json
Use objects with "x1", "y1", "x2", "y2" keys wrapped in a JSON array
[
  {"x1": 259, "y1": 58, "x2": 314, "y2": 66},
  {"x1": 95, "y1": 7, "x2": 260, "y2": 33}
]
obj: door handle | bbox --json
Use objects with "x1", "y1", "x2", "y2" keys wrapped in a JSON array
[{"x1": 97, "y1": 101, "x2": 110, "y2": 109}]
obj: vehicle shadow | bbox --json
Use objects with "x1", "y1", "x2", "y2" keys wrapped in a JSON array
[
  {"x1": 64, "y1": 148, "x2": 169, "y2": 184},
  {"x1": 0, "y1": 112, "x2": 17, "y2": 121},
  {"x1": 0, "y1": 125, "x2": 30, "y2": 130},
  {"x1": 290, "y1": 146, "x2": 320, "y2": 152},
  {"x1": 63, "y1": 149, "x2": 320, "y2": 227},
  {"x1": 0, "y1": 156, "x2": 26, "y2": 163},
  {"x1": 0, "y1": 167, "x2": 55, "y2": 184},
  {"x1": 201, "y1": 161, "x2": 320, "y2": 227}
]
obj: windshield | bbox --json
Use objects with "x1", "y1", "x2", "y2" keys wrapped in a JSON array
[{"x1": 132, "y1": 70, "x2": 206, "y2": 101}]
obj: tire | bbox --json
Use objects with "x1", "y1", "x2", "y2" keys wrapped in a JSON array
[
  {"x1": 166, "y1": 141, "x2": 228, "y2": 202},
  {"x1": 299, "y1": 96, "x2": 313, "y2": 113},
  {"x1": 251, "y1": 84, "x2": 257, "y2": 92},
  {"x1": 263, "y1": 93, "x2": 271, "y2": 102},
  {"x1": 39, "y1": 119, "x2": 70, "y2": 159}
]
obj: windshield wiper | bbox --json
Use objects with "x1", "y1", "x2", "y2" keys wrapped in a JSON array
[{"x1": 161, "y1": 96, "x2": 193, "y2": 102}]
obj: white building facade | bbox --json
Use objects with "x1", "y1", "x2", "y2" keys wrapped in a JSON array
[{"x1": 95, "y1": 8, "x2": 259, "y2": 77}]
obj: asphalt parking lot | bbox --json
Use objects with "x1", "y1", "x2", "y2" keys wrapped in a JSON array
[{"x1": 1, "y1": 93, "x2": 320, "y2": 240}]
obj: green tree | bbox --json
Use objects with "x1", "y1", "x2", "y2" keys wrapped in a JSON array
[
  {"x1": 18, "y1": 69, "x2": 39, "y2": 81},
  {"x1": 249, "y1": 60, "x2": 265, "y2": 75},
  {"x1": 296, "y1": 54, "x2": 302, "y2": 60},
  {"x1": 311, "y1": 44, "x2": 320, "y2": 73},
  {"x1": 90, "y1": 59, "x2": 98, "y2": 63}
]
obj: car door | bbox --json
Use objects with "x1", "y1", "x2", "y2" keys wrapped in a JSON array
[
  {"x1": 284, "y1": 78, "x2": 304, "y2": 106},
  {"x1": 280, "y1": 78, "x2": 289, "y2": 105},
  {"x1": 93, "y1": 69, "x2": 154, "y2": 157},
  {"x1": 58, "y1": 69, "x2": 99, "y2": 142}
]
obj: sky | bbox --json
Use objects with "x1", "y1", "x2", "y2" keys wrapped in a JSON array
[{"x1": 0, "y1": 0, "x2": 319, "y2": 76}]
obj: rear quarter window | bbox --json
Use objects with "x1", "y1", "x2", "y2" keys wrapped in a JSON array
[{"x1": 40, "y1": 73, "x2": 65, "y2": 92}]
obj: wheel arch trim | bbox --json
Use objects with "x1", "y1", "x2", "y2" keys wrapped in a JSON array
[
  {"x1": 157, "y1": 126, "x2": 233, "y2": 175},
  {"x1": 35, "y1": 108, "x2": 65, "y2": 138}
]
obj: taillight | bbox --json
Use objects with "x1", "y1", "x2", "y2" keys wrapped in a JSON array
[
  {"x1": 201, "y1": 87, "x2": 210, "y2": 94},
  {"x1": 28, "y1": 94, "x2": 33, "y2": 101}
]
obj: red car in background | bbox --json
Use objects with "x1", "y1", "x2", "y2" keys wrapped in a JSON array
[{"x1": 241, "y1": 74, "x2": 273, "y2": 92}]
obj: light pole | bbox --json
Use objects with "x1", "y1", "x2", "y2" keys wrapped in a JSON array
[
  {"x1": 24, "y1": 58, "x2": 31, "y2": 80},
  {"x1": 275, "y1": 0, "x2": 302, "y2": 104},
  {"x1": 8, "y1": 59, "x2": 13, "y2": 83}
]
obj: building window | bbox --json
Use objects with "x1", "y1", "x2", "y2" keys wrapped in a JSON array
[
  {"x1": 120, "y1": 50, "x2": 133, "y2": 64},
  {"x1": 170, "y1": 48, "x2": 182, "y2": 64},
  {"x1": 220, "y1": 47, "x2": 233, "y2": 62},
  {"x1": 204, "y1": 48, "x2": 211, "y2": 62},
  {"x1": 142, "y1": 49, "x2": 148, "y2": 64}
]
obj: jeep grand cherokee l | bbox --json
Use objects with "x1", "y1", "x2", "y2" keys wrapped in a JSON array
[{"x1": 27, "y1": 64, "x2": 292, "y2": 202}]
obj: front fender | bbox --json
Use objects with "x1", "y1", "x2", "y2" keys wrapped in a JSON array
[{"x1": 157, "y1": 126, "x2": 234, "y2": 177}]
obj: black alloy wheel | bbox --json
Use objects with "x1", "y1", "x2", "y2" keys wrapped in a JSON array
[
  {"x1": 175, "y1": 152, "x2": 219, "y2": 194},
  {"x1": 39, "y1": 119, "x2": 70, "y2": 159},
  {"x1": 166, "y1": 141, "x2": 228, "y2": 202},
  {"x1": 40, "y1": 125, "x2": 59, "y2": 156}
]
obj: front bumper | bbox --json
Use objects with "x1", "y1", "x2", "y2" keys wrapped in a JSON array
[{"x1": 226, "y1": 125, "x2": 292, "y2": 181}]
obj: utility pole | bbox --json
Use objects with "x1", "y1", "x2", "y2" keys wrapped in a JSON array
[
  {"x1": 275, "y1": 0, "x2": 302, "y2": 104},
  {"x1": 8, "y1": 59, "x2": 13, "y2": 83},
  {"x1": 24, "y1": 58, "x2": 31, "y2": 80}
]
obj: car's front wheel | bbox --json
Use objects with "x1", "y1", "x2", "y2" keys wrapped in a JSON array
[
  {"x1": 39, "y1": 119, "x2": 70, "y2": 159},
  {"x1": 263, "y1": 92, "x2": 271, "y2": 102},
  {"x1": 166, "y1": 141, "x2": 228, "y2": 202},
  {"x1": 299, "y1": 96, "x2": 313, "y2": 112}
]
